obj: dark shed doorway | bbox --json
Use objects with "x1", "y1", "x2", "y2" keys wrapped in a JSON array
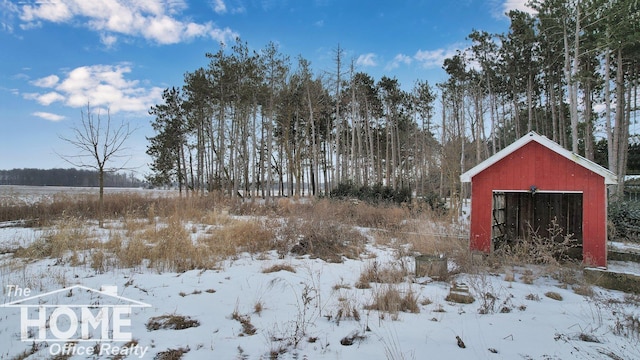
[{"x1": 492, "y1": 191, "x2": 583, "y2": 258}]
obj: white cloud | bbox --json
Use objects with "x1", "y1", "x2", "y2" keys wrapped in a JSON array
[
  {"x1": 356, "y1": 53, "x2": 377, "y2": 67},
  {"x1": 20, "y1": 0, "x2": 73, "y2": 23},
  {"x1": 492, "y1": 0, "x2": 537, "y2": 18},
  {"x1": 24, "y1": 91, "x2": 66, "y2": 106},
  {"x1": 24, "y1": 64, "x2": 164, "y2": 114},
  {"x1": 414, "y1": 46, "x2": 460, "y2": 69},
  {"x1": 211, "y1": 0, "x2": 227, "y2": 14},
  {"x1": 230, "y1": 5, "x2": 246, "y2": 14},
  {"x1": 18, "y1": 0, "x2": 238, "y2": 45},
  {"x1": 31, "y1": 75, "x2": 60, "y2": 88},
  {"x1": 386, "y1": 54, "x2": 413, "y2": 70},
  {"x1": 1, "y1": 0, "x2": 19, "y2": 33},
  {"x1": 100, "y1": 33, "x2": 118, "y2": 47},
  {"x1": 209, "y1": 26, "x2": 238, "y2": 43},
  {"x1": 502, "y1": 0, "x2": 537, "y2": 14},
  {"x1": 33, "y1": 112, "x2": 65, "y2": 122}
]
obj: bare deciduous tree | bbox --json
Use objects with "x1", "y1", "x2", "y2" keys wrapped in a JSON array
[{"x1": 58, "y1": 104, "x2": 135, "y2": 226}]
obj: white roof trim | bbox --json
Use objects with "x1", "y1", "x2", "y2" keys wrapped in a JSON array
[{"x1": 460, "y1": 132, "x2": 617, "y2": 184}]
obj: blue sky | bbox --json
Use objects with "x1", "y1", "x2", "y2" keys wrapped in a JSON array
[{"x1": 0, "y1": 0, "x2": 532, "y2": 176}]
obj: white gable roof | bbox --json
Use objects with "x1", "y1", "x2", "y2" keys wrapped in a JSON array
[
  {"x1": 1, "y1": 284, "x2": 151, "y2": 308},
  {"x1": 460, "y1": 131, "x2": 617, "y2": 184}
]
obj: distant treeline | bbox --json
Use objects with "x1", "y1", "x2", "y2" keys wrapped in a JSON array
[{"x1": 0, "y1": 168, "x2": 144, "y2": 187}]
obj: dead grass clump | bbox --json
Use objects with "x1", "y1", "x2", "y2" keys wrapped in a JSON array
[
  {"x1": 146, "y1": 314, "x2": 200, "y2": 331},
  {"x1": 91, "y1": 250, "x2": 108, "y2": 273},
  {"x1": 365, "y1": 285, "x2": 420, "y2": 317},
  {"x1": 340, "y1": 331, "x2": 367, "y2": 346},
  {"x1": 334, "y1": 297, "x2": 361, "y2": 325},
  {"x1": 161, "y1": 195, "x2": 221, "y2": 221},
  {"x1": 118, "y1": 236, "x2": 148, "y2": 268},
  {"x1": 395, "y1": 219, "x2": 466, "y2": 253},
  {"x1": 229, "y1": 199, "x2": 275, "y2": 216},
  {"x1": 613, "y1": 312, "x2": 640, "y2": 340},
  {"x1": 578, "y1": 333, "x2": 601, "y2": 343},
  {"x1": 14, "y1": 238, "x2": 51, "y2": 259},
  {"x1": 262, "y1": 263, "x2": 296, "y2": 273},
  {"x1": 291, "y1": 199, "x2": 407, "y2": 230},
  {"x1": 544, "y1": 291, "x2": 563, "y2": 301},
  {"x1": 154, "y1": 347, "x2": 190, "y2": 360},
  {"x1": 357, "y1": 261, "x2": 408, "y2": 287},
  {"x1": 104, "y1": 231, "x2": 123, "y2": 252},
  {"x1": 521, "y1": 269, "x2": 536, "y2": 284},
  {"x1": 146, "y1": 217, "x2": 206, "y2": 272},
  {"x1": 230, "y1": 309, "x2": 257, "y2": 336},
  {"x1": 122, "y1": 216, "x2": 149, "y2": 235},
  {"x1": 350, "y1": 202, "x2": 407, "y2": 229},
  {"x1": 201, "y1": 210, "x2": 233, "y2": 226},
  {"x1": 9, "y1": 341, "x2": 43, "y2": 360},
  {"x1": 253, "y1": 301, "x2": 263, "y2": 315},
  {"x1": 203, "y1": 220, "x2": 275, "y2": 257},
  {"x1": 493, "y1": 219, "x2": 581, "y2": 268},
  {"x1": 14, "y1": 217, "x2": 95, "y2": 260},
  {"x1": 525, "y1": 293, "x2": 541, "y2": 301},
  {"x1": 552, "y1": 267, "x2": 581, "y2": 285},
  {"x1": 286, "y1": 218, "x2": 367, "y2": 262},
  {"x1": 333, "y1": 282, "x2": 351, "y2": 291},
  {"x1": 573, "y1": 284, "x2": 594, "y2": 297},
  {"x1": 504, "y1": 272, "x2": 515, "y2": 282}
]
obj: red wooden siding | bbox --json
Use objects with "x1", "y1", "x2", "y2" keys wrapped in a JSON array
[{"x1": 469, "y1": 141, "x2": 607, "y2": 267}]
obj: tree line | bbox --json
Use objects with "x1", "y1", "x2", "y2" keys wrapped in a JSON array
[
  {"x1": 147, "y1": 0, "x2": 639, "y2": 201},
  {"x1": 442, "y1": 0, "x2": 639, "y2": 199},
  {"x1": 0, "y1": 168, "x2": 144, "y2": 188}
]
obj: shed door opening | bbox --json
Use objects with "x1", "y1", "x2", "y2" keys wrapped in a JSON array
[{"x1": 492, "y1": 191, "x2": 583, "y2": 258}]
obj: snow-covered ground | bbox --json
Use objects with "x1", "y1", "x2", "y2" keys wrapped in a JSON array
[
  {"x1": 1, "y1": 228, "x2": 639, "y2": 359},
  {"x1": 1, "y1": 186, "x2": 639, "y2": 359}
]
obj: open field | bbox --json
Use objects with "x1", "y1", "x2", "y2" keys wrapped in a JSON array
[{"x1": 1, "y1": 187, "x2": 639, "y2": 360}]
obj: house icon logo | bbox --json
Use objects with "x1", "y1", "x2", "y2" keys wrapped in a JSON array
[{"x1": 2, "y1": 284, "x2": 151, "y2": 343}]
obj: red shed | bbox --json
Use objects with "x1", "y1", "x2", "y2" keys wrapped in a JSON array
[{"x1": 460, "y1": 132, "x2": 617, "y2": 268}]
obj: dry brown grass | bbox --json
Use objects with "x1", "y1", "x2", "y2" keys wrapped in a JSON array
[
  {"x1": 396, "y1": 220, "x2": 467, "y2": 254},
  {"x1": 146, "y1": 314, "x2": 200, "y2": 330},
  {"x1": 265, "y1": 198, "x2": 410, "y2": 231},
  {"x1": 230, "y1": 307, "x2": 257, "y2": 336},
  {"x1": 356, "y1": 261, "x2": 409, "y2": 288},
  {"x1": 146, "y1": 216, "x2": 210, "y2": 272},
  {"x1": 544, "y1": 291, "x2": 563, "y2": 301},
  {"x1": 365, "y1": 285, "x2": 420, "y2": 318},
  {"x1": 0, "y1": 190, "x2": 231, "y2": 226},
  {"x1": 6, "y1": 192, "x2": 463, "y2": 275},
  {"x1": 281, "y1": 216, "x2": 368, "y2": 262},
  {"x1": 262, "y1": 263, "x2": 296, "y2": 273},
  {"x1": 14, "y1": 217, "x2": 97, "y2": 260},
  {"x1": 154, "y1": 347, "x2": 190, "y2": 360},
  {"x1": 253, "y1": 300, "x2": 264, "y2": 315},
  {"x1": 201, "y1": 219, "x2": 275, "y2": 258},
  {"x1": 573, "y1": 284, "x2": 594, "y2": 297},
  {"x1": 334, "y1": 297, "x2": 361, "y2": 325}
]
